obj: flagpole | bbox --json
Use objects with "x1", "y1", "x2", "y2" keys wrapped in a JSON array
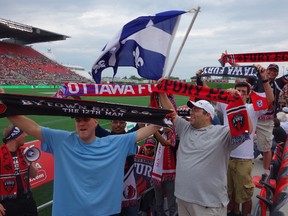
[{"x1": 166, "y1": 6, "x2": 201, "y2": 78}]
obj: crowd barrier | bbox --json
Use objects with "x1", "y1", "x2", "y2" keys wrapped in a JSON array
[{"x1": 252, "y1": 141, "x2": 288, "y2": 216}]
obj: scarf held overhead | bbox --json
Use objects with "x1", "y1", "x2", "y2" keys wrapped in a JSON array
[
  {"x1": 154, "y1": 79, "x2": 249, "y2": 137},
  {"x1": 202, "y1": 66, "x2": 259, "y2": 79},
  {"x1": 53, "y1": 82, "x2": 157, "y2": 98},
  {"x1": 0, "y1": 93, "x2": 172, "y2": 127},
  {"x1": 219, "y1": 51, "x2": 288, "y2": 66},
  {"x1": 200, "y1": 66, "x2": 268, "y2": 111},
  {"x1": 154, "y1": 79, "x2": 239, "y2": 103}
]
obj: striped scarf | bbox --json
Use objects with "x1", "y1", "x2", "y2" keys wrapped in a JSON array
[
  {"x1": 218, "y1": 51, "x2": 288, "y2": 66},
  {"x1": 151, "y1": 131, "x2": 176, "y2": 185},
  {"x1": 153, "y1": 79, "x2": 250, "y2": 137},
  {"x1": 0, "y1": 144, "x2": 29, "y2": 200}
]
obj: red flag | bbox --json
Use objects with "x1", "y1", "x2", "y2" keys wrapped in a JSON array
[{"x1": 250, "y1": 91, "x2": 268, "y2": 111}]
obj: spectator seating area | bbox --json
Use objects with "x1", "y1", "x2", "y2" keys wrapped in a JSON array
[
  {"x1": 0, "y1": 42, "x2": 91, "y2": 85},
  {"x1": 252, "y1": 141, "x2": 288, "y2": 216}
]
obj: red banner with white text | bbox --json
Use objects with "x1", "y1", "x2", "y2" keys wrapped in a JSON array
[{"x1": 53, "y1": 82, "x2": 157, "y2": 98}]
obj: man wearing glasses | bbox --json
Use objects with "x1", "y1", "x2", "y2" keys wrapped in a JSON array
[{"x1": 158, "y1": 87, "x2": 252, "y2": 216}]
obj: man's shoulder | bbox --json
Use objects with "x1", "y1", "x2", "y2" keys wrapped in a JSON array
[
  {"x1": 210, "y1": 124, "x2": 228, "y2": 131},
  {"x1": 41, "y1": 126, "x2": 70, "y2": 134},
  {"x1": 101, "y1": 131, "x2": 135, "y2": 139},
  {"x1": 209, "y1": 125, "x2": 231, "y2": 138},
  {"x1": 274, "y1": 76, "x2": 288, "y2": 89}
]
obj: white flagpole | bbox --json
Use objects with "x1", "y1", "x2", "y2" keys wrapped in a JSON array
[
  {"x1": 166, "y1": 6, "x2": 201, "y2": 78},
  {"x1": 161, "y1": 11, "x2": 182, "y2": 78}
]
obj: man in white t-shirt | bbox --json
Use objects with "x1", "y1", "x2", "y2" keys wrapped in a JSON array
[{"x1": 216, "y1": 67, "x2": 274, "y2": 216}]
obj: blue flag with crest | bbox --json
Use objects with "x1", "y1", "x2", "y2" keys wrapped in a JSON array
[{"x1": 92, "y1": 10, "x2": 186, "y2": 83}]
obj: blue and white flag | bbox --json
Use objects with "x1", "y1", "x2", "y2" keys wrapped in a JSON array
[{"x1": 92, "y1": 10, "x2": 186, "y2": 83}]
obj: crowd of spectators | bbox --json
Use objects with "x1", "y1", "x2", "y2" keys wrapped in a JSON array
[{"x1": 0, "y1": 42, "x2": 91, "y2": 85}]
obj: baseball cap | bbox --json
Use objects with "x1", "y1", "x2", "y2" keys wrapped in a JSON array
[
  {"x1": 267, "y1": 63, "x2": 279, "y2": 72},
  {"x1": 144, "y1": 137, "x2": 156, "y2": 148},
  {"x1": 282, "y1": 107, "x2": 288, "y2": 113},
  {"x1": 187, "y1": 99, "x2": 215, "y2": 118}
]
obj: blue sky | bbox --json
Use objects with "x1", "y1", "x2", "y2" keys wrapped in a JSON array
[{"x1": 1, "y1": 0, "x2": 288, "y2": 80}]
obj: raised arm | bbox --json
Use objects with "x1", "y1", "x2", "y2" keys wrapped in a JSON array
[
  {"x1": 0, "y1": 88, "x2": 43, "y2": 141},
  {"x1": 157, "y1": 92, "x2": 178, "y2": 125},
  {"x1": 254, "y1": 64, "x2": 274, "y2": 105},
  {"x1": 7, "y1": 115, "x2": 43, "y2": 142},
  {"x1": 154, "y1": 130, "x2": 172, "y2": 146},
  {"x1": 195, "y1": 69, "x2": 208, "y2": 87},
  {"x1": 222, "y1": 50, "x2": 240, "y2": 67},
  {"x1": 136, "y1": 125, "x2": 160, "y2": 142}
]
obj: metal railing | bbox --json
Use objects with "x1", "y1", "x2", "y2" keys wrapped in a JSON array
[{"x1": 37, "y1": 200, "x2": 53, "y2": 212}]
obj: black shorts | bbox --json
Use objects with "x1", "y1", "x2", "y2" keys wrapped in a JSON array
[{"x1": 1, "y1": 197, "x2": 38, "y2": 216}]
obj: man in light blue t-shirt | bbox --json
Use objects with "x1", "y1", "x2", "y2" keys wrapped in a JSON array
[{"x1": 4, "y1": 114, "x2": 160, "y2": 216}]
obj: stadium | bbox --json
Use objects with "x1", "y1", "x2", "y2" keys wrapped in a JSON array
[
  {"x1": 1, "y1": 17, "x2": 288, "y2": 216},
  {"x1": 0, "y1": 18, "x2": 192, "y2": 216}
]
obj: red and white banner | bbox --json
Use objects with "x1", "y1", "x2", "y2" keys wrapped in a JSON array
[
  {"x1": 53, "y1": 82, "x2": 158, "y2": 98},
  {"x1": 25, "y1": 140, "x2": 54, "y2": 189}
]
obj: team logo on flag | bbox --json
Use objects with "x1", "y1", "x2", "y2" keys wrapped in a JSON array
[
  {"x1": 123, "y1": 184, "x2": 136, "y2": 199},
  {"x1": 232, "y1": 113, "x2": 245, "y2": 131},
  {"x1": 256, "y1": 100, "x2": 264, "y2": 108}
]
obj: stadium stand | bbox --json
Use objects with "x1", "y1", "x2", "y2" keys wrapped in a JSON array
[
  {"x1": 0, "y1": 18, "x2": 92, "y2": 85},
  {"x1": 0, "y1": 41, "x2": 91, "y2": 85}
]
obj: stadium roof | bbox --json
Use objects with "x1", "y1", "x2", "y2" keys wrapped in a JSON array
[{"x1": 0, "y1": 18, "x2": 70, "y2": 45}]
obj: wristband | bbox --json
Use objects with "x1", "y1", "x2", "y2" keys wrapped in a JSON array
[{"x1": 262, "y1": 79, "x2": 269, "y2": 83}]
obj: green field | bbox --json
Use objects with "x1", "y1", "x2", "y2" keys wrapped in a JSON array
[{"x1": 0, "y1": 82, "x2": 233, "y2": 215}]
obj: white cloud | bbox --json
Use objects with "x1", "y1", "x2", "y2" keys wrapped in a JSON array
[{"x1": 1, "y1": 0, "x2": 288, "y2": 80}]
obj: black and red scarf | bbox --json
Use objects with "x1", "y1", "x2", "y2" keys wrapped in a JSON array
[
  {"x1": 0, "y1": 145, "x2": 29, "y2": 200},
  {"x1": 0, "y1": 93, "x2": 172, "y2": 127},
  {"x1": 153, "y1": 79, "x2": 249, "y2": 137},
  {"x1": 218, "y1": 51, "x2": 288, "y2": 66}
]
